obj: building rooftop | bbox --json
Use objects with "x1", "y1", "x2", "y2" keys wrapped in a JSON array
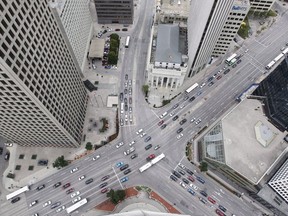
[
  {"x1": 160, "y1": 0, "x2": 190, "y2": 17},
  {"x1": 89, "y1": 38, "x2": 105, "y2": 59},
  {"x1": 221, "y1": 98, "x2": 287, "y2": 184},
  {"x1": 155, "y1": 24, "x2": 181, "y2": 64}
]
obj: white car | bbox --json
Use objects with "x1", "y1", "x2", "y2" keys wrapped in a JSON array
[
  {"x1": 116, "y1": 142, "x2": 124, "y2": 148},
  {"x1": 70, "y1": 167, "x2": 78, "y2": 173},
  {"x1": 5, "y1": 143, "x2": 13, "y2": 147},
  {"x1": 180, "y1": 105, "x2": 185, "y2": 109},
  {"x1": 195, "y1": 119, "x2": 202, "y2": 125},
  {"x1": 200, "y1": 83, "x2": 206, "y2": 88},
  {"x1": 178, "y1": 163, "x2": 186, "y2": 169},
  {"x1": 190, "y1": 118, "x2": 196, "y2": 123},
  {"x1": 169, "y1": 112, "x2": 175, "y2": 117},
  {"x1": 72, "y1": 196, "x2": 81, "y2": 204},
  {"x1": 79, "y1": 175, "x2": 85, "y2": 181},
  {"x1": 190, "y1": 183, "x2": 198, "y2": 191},
  {"x1": 124, "y1": 146, "x2": 135, "y2": 156},
  {"x1": 136, "y1": 129, "x2": 143, "y2": 135},
  {"x1": 177, "y1": 133, "x2": 184, "y2": 140},
  {"x1": 129, "y1": 140, "x2": 136, "y2": 146},
  {"x1": 56, "y1": 206, "x2": 65, "y2": 213},
  {"x1": 179, "y1": 181, "x2": 187, "y2": 189},
  {"x1": 43, "y1": 200, "x2": 51, "y2": 207},
  {"x1": 92, "y1": 155, "x2": 100, "y2": 161},
  {"x1": 71, "y1": 191, "x2": 80, "y2": 198},
  {"x1": 29, "y1": 200, "x2": 38, "y2": 207},
  {"x1": 140, "y1": 132, "x2": 146, "y2": 138}
]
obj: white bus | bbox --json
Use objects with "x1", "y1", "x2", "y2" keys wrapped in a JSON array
[
  {"x1": 185, "y1": 83, "x2": 199, "y2": 94},
  {"x1": 125, "y1": 36, "x2": 130, "y2": 48},
  {"x1": 66, "y1": 198, "x2": 88, "y2": 214},
  {"x1": 274, "y1": 53, "x2": 284, "y2": 62},
  {"x1": 151, "y1": 153, "x2": 165, "y2": 165},
  {"x1": 265, "y1": 61, "x2": 275, "y2": 70},
  {"x1": 282, "y1": 47, "x2": 288, "y2": 55},
  {"x1": 225, "y1": 53, "x2": 237, "y2": 65},
  {"x1": 139, "y1": 162, "x2": 152, "y2": 173},
  {"x1": 6, "y1": 185, "x2": 30, "y2": 200}
]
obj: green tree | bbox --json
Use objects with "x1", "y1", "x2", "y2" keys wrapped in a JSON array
[
  {"x1": 53, "y1": 155, "x2": 68, "y2": 169},
  {"x1": 85, "y1": 142, "x2": 93, "y2": 151},
  {"x1": 142, "y1": 85, "x2": 149, "y2": 97},
  {"x1": 110, "y1": 33, "x2": 119, "y2": 41},
  {"x1": 107, "y1": 189, "x2": 126, "y2": 204},
  {"x1": 200, "y1": 161, "x2": 208, "y2": 172},
  {"x1": 108, "y1": 51, "x2": 118, "y2": 65},
  {"x1": 110, "y1": 39, "x2": 119, "y2": 52}
]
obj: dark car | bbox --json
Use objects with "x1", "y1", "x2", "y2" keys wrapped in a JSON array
[
  {"x1": 11, "y1": 197, "x2": 20, "y2": 204},
  {"x1": 125, "y1": 104, "x2": 128, "y2": 111},
  {"x1": 232, "y1": 64, "x2": 237, "y2": 68},
  {"x1": 101, "y1": 175, "x2": 110, "y2": 181},
  {"x1": 237, "y1": 59, "x2": 242, "y2": 64},
  {"x1": 207, "y1": 77, "x2": 213, "y2": 82},
  {"x1": 177, "y1": 128, "x2": 183, "y2": 134},
  {"x1": 172, "y1": 115, "x2": 179, "y2": 121},
  {"x1": 122, "y1": 28, "x2": 128, "y2": 31},
  {"x1": 85, "y1": 178, "x2": 93, "y2": 185},
  {"x1": 125, "y1": 74, "x2": 128, "y2": 80},
  {"x1": 182, "y1": 178, "x2": 189, "y2": 184},
  {"x1": 208, "y1": 82, "x2": 214, "y2": 86},
  {"x1": 185, "y1": 168, "x2": 194, "y2": 175},
  {"x1": 130, "y1": 153, "x2": 138, "y2": 159},
  {"x1": 188, "y1": 176, "x2": 195, "y2": 182},
  {"x1": 120, "y1": 164, "x2": 129, "y2": 171},
  {"x1": 179, "y1": 119, "x2": 187, "y2": 125},
  {"x1": 124, "y1": 88, "x2": 128, "y2": 94},
  {"x1": 66, "y1": 188, "x2": 74, "y2": 194},
  {"x1": 124, "y1": 169, "x2": 131, "y2": 175},
  {"x1": 170, "y1": 175, "x2": 178, "y2": 181},
  {"x1": 36, "y1": 184, "x2": 45, "y2": 191},
  {"x1": 101, "y1": 188, "x2": 108, "y2": 193},
  {"x1": 173, "y1": 171, "x2": 181, "y2": 178},
  {"x1": 51, "y1": 202, "x2": 61, "y2": 209},
  {"x1": 178, "y1": 169, "x2": 186, "y2": 175},
  {"x1": 145, "y1": 144, "x2": 152, "y2": 150},
  {"x1": 160, "y1": 124, "x2": 167, "y2": 129},
  {"x1": 63, "y1": 183, "x2": 70, "y2": 189},
  {"x1": 216, "y1": 75, "x2": 222, "y2": 80},
  {"x1": 183, "y1": 96, "x2": 189, "y2": 101},
  {"x1": 115, "y1": 28, "x2": 120, "y2": 31},
  {"x1": 129, "y1": 97, "x2": 132, "y2": 104},
  {"x1": 4, "y1": 152, "x2": 10, "y2": 161},
  {"x1": 189, "y1": 96, "x2": 195, "y2": 102},
  {"x1": 224, "y1": 69, "x2": 230, "y2": 74},
  {"x1": 120, "y1": 93, "x2": 123, "y2": 101},
  {"x1": 38, "y1": 160, "x2": 48, "y2": 166},
  {"x1": 196, "y1": 176, "x2": 205, "y2": 184},
  {"x1": 99, "y1": 182, "x2": 108, "y2": 188},
  {"x1": 200, "y1": 190, "x2": 208, "y2": 197},
  {"x1": 124, "y1": 98, "x2": 127, "y2": 104},
  {"x1": 53, "y1": 182, "x2": 61, "y2": 188},
  {"x1": 144, "y1": 136, "x2": 151, "y2": 142},
  {"x1": 0, "y1": 147, "x2": 3, "y2": 155},
  {"x1": 219, "y1": 205, "x2": 227, "y2": 212}
]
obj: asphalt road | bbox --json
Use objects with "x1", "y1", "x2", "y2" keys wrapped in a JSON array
[{"x1": 2, "y1": 2, "x2": 288, "y2": 216}]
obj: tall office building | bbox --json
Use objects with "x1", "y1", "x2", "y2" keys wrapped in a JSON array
[
  {"x1": 0, "y1": 0, "x2": 88, "y2": 147},
  {"x1": 49, "y1": 0, "x2": 94, "y2": 71},
  {"x1": 187, "y1": 0, "x2": 249, "y2": 77},
  {"x1": 269, "y1": 159, "x2": 288, "y2": 203},
  {"x1": 94, "y1": 0, "x2": 134, "y2": 24},
  {"x1": 250, "y1": 0, "x2": 276, "y2": 12}
]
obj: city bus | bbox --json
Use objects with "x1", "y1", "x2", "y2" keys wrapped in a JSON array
[
  {"x1": 151, "y1": 153, "x2": 165, "y2": 165},
  {"x1": 139, "y1": 162, "x2": 152, "y2": 173},
  {"x1": 125, "y1": 36, "x2": 130, "y2": 48},
  {"x1": 265, "y1": 61, "x2": 276, "y2": 70},
  {"x1": 66, "y1": 198, "x2": 88, "y2": 214},
  {"x1": 6, "y1": 185, "x2": 30, "y2": 200},
  {"x1": 225, "y1": 53, "x2": 237, "y2": 65},
  {"x1": 185, "y1": 83, "x2": 199, "y2": 94}
]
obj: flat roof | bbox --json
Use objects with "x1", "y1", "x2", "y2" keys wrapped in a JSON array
[
  {"x1": 160, "y1": 0, "x2": 190, "y2": 17},
  {"x1": 155, "y1": 24, "x2": 181, "y2": 64},
  {"x1": 221, "y1": 98, "x2": 287, "y2": 184},
  {"x1": 89, "y1": 38, "x2": 105, "y2": 59},
  {"x1": 107, "y1": 95, "x2": 118, "y2": 108}
]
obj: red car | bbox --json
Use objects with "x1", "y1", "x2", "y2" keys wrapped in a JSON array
[
  {"x1": 215, "y1": 209, "x2": 225, "y2": 216},
  {"x1": 146, "y1": 154, "x2": 155, "y2": 161},
  {"x1": 208, "y1": 196, "x2": 216, "y2": 204},
  {"x1": 188, "y1": 176, "x2": 195, "y2": 182},
  {"x1": 216, "y1": 75, "x2": 222, "y2": 80},
  {"x1": 101, "y1": 175, "x2": 110, "y2": 181},
  {"x1": 63, "y1": 183, "x2": 70, "y2": 189},
  {"x1": 158, "y1": 120, "x2": 164, "y2": 126},
  {"x1": 101, "y1": 188, "x2": 108, "y2": 193}
]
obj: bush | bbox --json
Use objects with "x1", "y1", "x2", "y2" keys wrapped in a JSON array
[
  {"x1": 200, "y1": 161, "x2": 208, "y2": 172},
  {"x1": 107, "y1": 189, "x2": 126, "y2": 204},
  {"x1": 53, "y1": 155, "x2": 69, "y2": 169},
  {"x1": 85, "y1": 142, "x2": 93, "y2": 151}
]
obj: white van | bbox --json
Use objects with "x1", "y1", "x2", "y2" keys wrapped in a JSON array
[{"x1": 159, "y1": 111, "x2": 168, "y2": 119}]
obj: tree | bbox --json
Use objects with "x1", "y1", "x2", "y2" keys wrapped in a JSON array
[
  {"x1": 108, "y1": 51, "x2": 118, "y2": 65},
  {"x1": 53, "y1": 155, "x2": 68, "y2": 169},
  {"x1": 142, "y1": 85, "x2": 149, "y2": 97},
  {"x1": 107, "y1": 189, "x2": 126, "y2": 204},
  {"x1": 200, "y1": 161, "x2": 208, "y2": 172},
  {"x1": 85, "y1": 142, "x2": 93, "y2": 151},
  {"x1": 110, "y1": 33, "x2": 119, "y2": 41}
]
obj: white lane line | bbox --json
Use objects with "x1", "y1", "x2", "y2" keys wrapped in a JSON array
[{"x1": 111, "y1": 166, "x2": 123, "y2": 189}]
